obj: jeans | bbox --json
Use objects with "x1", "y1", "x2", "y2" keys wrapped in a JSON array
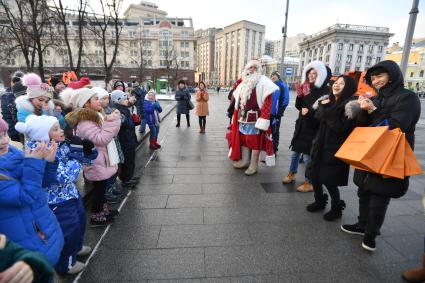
[
  {"x1": 289, "y1": 151, "x2": 311, "y2": 181},
  {"x1": 148, "y1": 124, "x2": 160, "y2": 139},
  {"x1": 139, "y1": 119, "x2": 146, "y2": 134}
]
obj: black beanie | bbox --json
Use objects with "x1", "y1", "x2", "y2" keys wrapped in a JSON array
[{"x1": 12, "y1": 81, "x2": 27, "y2": 97}]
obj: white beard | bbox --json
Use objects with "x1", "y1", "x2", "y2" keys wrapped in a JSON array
[{"x1": 238, "y1": 71, "x2": 261, "y2": 107}]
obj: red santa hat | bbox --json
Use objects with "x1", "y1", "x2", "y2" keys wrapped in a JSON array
[{"x1": 68, "y1": 77, "x2": 92, "y2": 90}]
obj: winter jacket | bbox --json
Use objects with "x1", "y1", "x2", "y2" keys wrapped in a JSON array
[
  {"x1": 195, "y1": 90, "x2": 209, "y2": 116},
  {"x1": 114, "y1": 103, "x2": 138, "y2": 150},
  {"x1": 290, "y1": 62, "x2": 332, "y2": 154},
  {"x1": 15, "y1": 95, "x2": 55, "y2": 122},
  {"x1": 271, "y1": 79, "x2": 289, "y2": 117},
  {"x1": 0, "y1": 238, "x2": 54, "y2": 283},
  {"x1": 133, "y1": 87, "x2": 147, "y2": 118},
  {"x1": 65, "y1": 108, "x2": 121, "y2": 181},
  {"x1": 175, "y1": 87, "x2": 191, "y2": 115},
  {"x1": 0, "y1": 145, "x2": 64, "y2": 266},
  {"x1": 353, "y1": 60, "x2": 421, "y2": 198},
  {"x1": 144, "y1": 99, "x2": 162, "y2": 126},
  {"x1": 0, "y1": 88, "x2": 20, "y2": 139},
  {"x1": 307, "y1": 76, "x2": 359, "y2": 186}
]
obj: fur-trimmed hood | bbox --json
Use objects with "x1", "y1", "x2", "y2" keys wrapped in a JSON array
[
  {"x1": 15, "y1": 95, "x2": 55, "y2": 114},
  {"x1": 65, "y1": 108, "x2": 102, "y2": 129},
  {"x1": 302, "y1": 61, "x2": 329, "y2": 89},
  {"x1": 312, "y1": 95, "x2": 361, "y2": 120}
]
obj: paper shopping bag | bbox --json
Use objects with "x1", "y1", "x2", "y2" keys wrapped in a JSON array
[
  {"x1": 380, "y1": 129, "x2": 405, "y2": 179},
  {"x1": 404, "y1": 140, "x2": 423, "y2": 177}
]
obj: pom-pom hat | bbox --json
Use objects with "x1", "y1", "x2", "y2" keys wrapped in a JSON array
[
  {"x1": 22, "y1": 73, "x2": 53, "y2": 99},
  {"x1": 15, "y1": 115, "x2": 58, "y2": 142}
]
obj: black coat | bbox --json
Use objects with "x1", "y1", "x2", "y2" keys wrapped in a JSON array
[
  {"x1": 0, "y1": 89, "x2": 19, "y2": 140},
  {"x1": 353, "y1": 60, "x2": 421, "y2": 198},
  {"x1": 175, "y1": 88, "x2": 191, "y2": 115},
  {"x1": 307, "y1": 76, "x2": 358, "y2": 186},
  {"x1": 114, "y1": 104, "x2": 138, "y2": 150}
]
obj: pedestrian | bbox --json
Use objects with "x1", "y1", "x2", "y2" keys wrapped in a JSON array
[
  {"x1": 0, "y1": 70, "x2": 26, "y2": 142},
  {"x1": 49, "y1": 76, "x2": 66, "y2": 99},
  {"x1": 282, "y1": 61, "x2": 331, "y2": 192},
  {"x1": 15, "y1": 73, "x2": 55, "y2": 123},
  {"x1": 52, "y1": 99, "x2": 67, "y2": 129},
  {"x1": 195, "y1": 81, "x2": 209, "y2": 133},
  {"x1": 144, "y1": 90, "x2": 163, "y2": 149},
  {"x1": 0, "y1": 117, "x2": 64, "y2": 266},
  {"x1": 175, "y1": 80, "x2": 191, "y2": 127},
  {"x1": 305, "y1": 75, "x2": 359, "y2": 221},
  {"x1": 132, "y1": 82, "x2": 147, "y2": 134},
  {"x1": 0, "y1": 234, "x2": 54, "y2": 283},
  {"x1": 270, "y1": 71, "x2": 290, "y2": 153},
  {"x1": 65, "y1": 88, "x2": 121, "y2": 226},
  {"x1": 228, "y1": 60, "x2": 278, "y2": 175},
  {"x1": 111, "y1": 90, "x2": 139, "y2": 188},
  {"x1": 341, "y1": 60, "x2": 421, "y2": 252}
]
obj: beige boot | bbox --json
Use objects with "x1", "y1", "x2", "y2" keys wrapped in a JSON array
[
  {"x1": 282, "y1": 172, "x2": 296, "y2": 184},
  {"x1": 233, "y1": 146, "x2": 250, "y2": 169},
  {"x1": 297, "y1": 181, "x2": 313, "y2": 192},
  {"x1": 245, "y1": 150, "x2": 259, "y2": 175},
  {"x1": 403, "y1": 253, "x2": 425, "y2": 283}
]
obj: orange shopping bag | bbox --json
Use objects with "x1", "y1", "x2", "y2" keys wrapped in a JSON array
[
  {"x1": 404, "y1": 140, "x2": 423, "y2": 177},
  {"x1": 380, "y1": 129, "x2": 405, "y2": 179},
  {"x1": 335, "y1": 126, "x2": 399, "y2": 173}
]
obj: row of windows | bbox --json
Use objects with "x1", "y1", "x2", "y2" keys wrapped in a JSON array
[{"x1": 304, "y1": 43, "x2": 384, "y2": 58}]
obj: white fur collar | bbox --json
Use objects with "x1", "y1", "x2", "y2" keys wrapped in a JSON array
[
  {"x1": 302, "y1": 60, "x2": 328, "y2": 89},
  {"x1": 15, "y1": 95, "x2": 55, "y2": 114},
  {"x1": 233, "y1": 75, "x2": 278, "y2": 109}
]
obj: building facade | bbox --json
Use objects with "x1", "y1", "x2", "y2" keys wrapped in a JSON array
[
  {"x1": 195, "y1": 28, "x2": 219, "y2": 86},
  {"x1": 298, "y1": 24, "x2": 393, "y2": 76},
  {"x1": 215, "y1": 21, "x2": 265, "y2": 86},
  {"x1": 0, "y1": 1, "x2": 196, "y2": 85}
]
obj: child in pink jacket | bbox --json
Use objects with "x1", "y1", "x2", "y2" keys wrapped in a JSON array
[{"x1": 65, "y1": 88, "x2": 121, "y2": 226}]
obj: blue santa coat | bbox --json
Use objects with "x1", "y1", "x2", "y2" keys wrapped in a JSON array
[{"x1": 0, "y1": 145, "x2": 64, "y2": 266}]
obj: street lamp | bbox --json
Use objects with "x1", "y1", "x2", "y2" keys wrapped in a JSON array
[
  {"x1": 400, "y1": 0, "x2": 420, "y2": 77},
  {"x1": 280, "y1": 0, "x2": 289, "y2": 80}
]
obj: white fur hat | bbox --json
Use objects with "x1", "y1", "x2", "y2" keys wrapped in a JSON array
[
  {"x1": 59, "y1": 88, "x2": 77, "y2": 108},
  {"x1": 15, "y1": 115, "x2": 58, "y2": 142},
  {"x1": 75, "y1": 88, "x2": 97, "y2": 108},
  {"x1": 92, "y1": 87, "x2": 109, "y2": 100},
  {"x1": 243, "y1": 59, "x2": 263, "y2": 74}
]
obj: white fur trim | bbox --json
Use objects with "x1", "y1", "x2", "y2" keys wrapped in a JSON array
[
  {"x1": 345, "y1": 100, "x2": 361, "y2": 119},
  {"x1": 302, "y1": 60, "x2": 328, "y2": 89},
  {"x1": 15, "y1": 95, "x2": 34, "y2": 113},
  {"x1": 255, "y1": 76, "x2": 278, "y2": 108},
  {"x1": 255, "y1": 118, "x2": 270, "y2": 131},
  {"x1": 312, "y1": 95, "x2": 330, "y2": 110}
]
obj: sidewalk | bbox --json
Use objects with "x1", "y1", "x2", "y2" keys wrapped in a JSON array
[{"x1": 74, "y1": 92, "x2": 424, "y2": 282}]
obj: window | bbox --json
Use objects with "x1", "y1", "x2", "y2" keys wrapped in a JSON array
[
  {"x1": 185, "y1": 61, "x2": 189, "y2": 68},
  {"x1": 142, "y1": 30, "x2": 150, "y2": 37},
  {"x1": 181, "y1": 30, "x2": 189, "y2": 37},
  {"x1": 130, "y1": 41, "x2": 137, "y2": 48},
  {"x1": 45, "y1": 49, "x2": 50, "y2": 56},
  {"x1": 129, "y1": 31, "x2": 136, "y2": 38},
  {"x1": 420, "y1": 70, "x2": 424, "y2": 77},
  {"x1": 338, "y1": 43, "x2": 343, "y2": 50},
  {"x1": 325, "y1": 55, "x2": 330, "y2": 62},
  {"x1": 349, "y1": 44, "x2": 354, "y2": 51},
  {"x1": 6, "y1": 58, "x2": 15, "y2": 65},
  {"x1": 130, "y1": 50, "x2": 138, "y2": 57},
  {"x1": 368, "y1": 45, "x2": 374, "y2": 52},
  {"x1": 357, "y1": 56, "x2": 362, "y2": 63},
  {"x1": 410, "y1": 72, "x2": 414, "y2": 78},
  {"x1": 131, "y1": 60, "x2": 138, "y2": 65},
  {"x1": 346, "y1": 55, "x2": 352, "y2": 63},
  {"x1": 359, "y1": 44, "x2": 363, "y2": 52},
  {"x1": 366, "y1": 56, "x2": 372, "y2": 64},
  {"x1": 376, "y1": 57, "x2": 381, "y2": 63},
  {"x1": 378, "y1": 46, "x2": 383, "y2": 52},
  {"x1": 337, "y1": 54, "x2": 342, "y2": 62},
  {"x1": 327, "y1": 44, "x2": 331, "y2": 51},
  {"x1": 180, "y1": 41, "x2": 189, "y2": 48},
  {"x1": 143, "y1": 41, "x2": 151, "y2": 48},
  {"x1": 96, "y1": 59, "x2": 102, "y2": 65}
]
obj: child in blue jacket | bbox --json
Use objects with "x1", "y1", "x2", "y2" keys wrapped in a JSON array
[{"x1": 143, "y1": 90, "x2": 162, "y2": 149}]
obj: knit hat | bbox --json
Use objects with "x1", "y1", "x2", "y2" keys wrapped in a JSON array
[
  {"x1": 12, "y1": 81, "x2": 27, "y2": 97},
  {"x1": 59, "y1": 88, "x2": 78, "y2": 108},
  {"x1": 270, "y1": 71, "x2": 281, "y2": 79},
  {"x1": 75, "y1": 88, "x2": 97, "y2": 108},
  {"x1": 22, "y1": 73, "x2": 53, "y2": 99},
  {"x1": 15, "y1": 115, "x2": 58, "y2": 142},
  {"x1": 111, "y1": 90, "x2": 128, "y2": 103},
  {"x1": 11, "y1": 71, "x2": 25, "y2": 83},
  {"x1": 68, "y1": 77, "x2": 91, "y2": 90},
  {"x1": 0, "y1": 117, "x2": 8, "y2": 135},
  {"x1": 49, "y1": 76, "x2": 63, "y2": 88},
  {"x1": 113, "y1": 80, "x2": 126, "y2": 92},
  {"x1": 92, "y1": 87, "x2": 109, "y2": 100}
]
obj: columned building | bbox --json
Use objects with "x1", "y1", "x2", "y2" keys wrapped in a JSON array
[{"x1": 298, "y1": 24, "x2": 393, "y2": 76}]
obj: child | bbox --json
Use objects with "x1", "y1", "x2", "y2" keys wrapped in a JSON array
[
  {"x1": 111, "y1": 90, "x2": 138, "y2": 188},
  {"x1": 0, "y1": 117, "x2": 64, "y2": 267},
  {"x1": 65, "y1": 88, "x2": 121, "y2": 226},
  {"x1": 143, "y1": 90, "x2": 162, "y2": 149}
]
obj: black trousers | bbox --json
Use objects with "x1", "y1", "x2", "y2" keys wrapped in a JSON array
[
  {"x1": 119, "y1": 148, "x2": 136, "y2": 183},
  {"x1": 91, "y1": 180, "x2": 107, "y2": 213},
  {"x1": 313, "y1": 182, "x2": 340, "y2": 203},
  {"x1": 177, "y1": 114, "x2": 190, "y2": 126},
  {"x1": 198, "y1": 116, "x2": 206, "y2": 128},
  {"x1": 357, "y1": 186, "x2": 390, "y2": 236},
  {"x1": 270, "y1": 116, "x2": 282, "y2": 153}
]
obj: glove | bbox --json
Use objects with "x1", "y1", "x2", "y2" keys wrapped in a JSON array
[{"x1": 67, "y1": 136, "x2": 98, "y2": 164}]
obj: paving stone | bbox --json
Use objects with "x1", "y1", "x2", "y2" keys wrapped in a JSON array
[
  {"x1": 115, "y1": 208, "x2": 204, "y2": 226},
  {"x1": 125, "y1": 195, "x2": 169, "y2": 209},
  {"x1": 383, "y1": 234, "x2": 424, "y2": 261},
  {"x1": 202, "y1": 183, "x2": 263, "y2": 195},
  {"x1": 102, "y1": 225, "x2": 161, "y2": 250},
  {"x1": 134, "y1": 184, "x2": 203, "y2": 195}
]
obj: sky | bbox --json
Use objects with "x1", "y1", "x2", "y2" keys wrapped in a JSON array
[{"x1": 117, "y1": 0, "x2": 425, "y2": 44}]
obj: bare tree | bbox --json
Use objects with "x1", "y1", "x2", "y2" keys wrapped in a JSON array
[
  {"x1": 127, "y1": 33, "x2": 154, "y2": 83},
  {"x1": 87, "y1": 0, "x2": 123, "y2": 84}
]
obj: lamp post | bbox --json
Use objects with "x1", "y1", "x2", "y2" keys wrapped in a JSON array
[
  {"x1": 280, "y1": 0, "x2": 289, "y2": 80},
  {"x1": 400, "y1": 0, "x2": 419, "y2": 77}
]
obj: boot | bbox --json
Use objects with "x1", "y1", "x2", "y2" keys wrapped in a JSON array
[
  {"x1": 323, "y1": 200, "x2": 346, "y2": 221},
  {"x1": 306, "y1": 193, "x2": 328, "y2": 212},
  {"x1": 233, "y1": 146, "x2": 250, "y2": 169},
  {"x1": 202, "y1": 127, "x2": 206, "y2": 133},
  {"x1": 282, "y1": 172, "x2": 296, "y2": 184},
  {"x1": 297, "y1": 181, "x2": 313, "y2": 192},
  {"x1": 403, "y1": 253, "x2": 425, "y2": 283},
  {"x1": 245, "y1": 150, "x2": 259, "y2": 176},
  {"x1": 154, "y1": 138, "x2": 161, "y2": 148},
  {"x1": 149, "y1": 139, "x2": 158, "y2": 150}
]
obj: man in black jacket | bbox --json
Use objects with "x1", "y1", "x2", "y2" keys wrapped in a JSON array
[{"x1": 341, "y1": 60, "x2": 421, "y2": 252}]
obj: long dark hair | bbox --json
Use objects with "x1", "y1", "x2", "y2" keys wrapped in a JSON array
[
  {"x1": 199, "y1": 81, "x2": 206, "y2": 89},
  {"x1": 330, "y1": 75, "x2": 357, "y2": 105}
]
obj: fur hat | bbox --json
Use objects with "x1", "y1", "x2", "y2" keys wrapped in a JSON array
[
  {"x1": 75, "y1": 88, "x2": 97, "y2": 108},
  {"x1": 92, "y1": 87, "x2": 109, "y2": 100},
  {"x1": 68, "y1": 77, "x2": 91, "y2": 90},
  {"x1": 59, "y1": 88, "x2": 78, "y2": 108},
  {"x1": 302, "y1": 61, "x2": 328, "y2": 89},
  {"x1": 244, "y1": 60, "x2": 263, "y2": 74},
  {"x1": 111, "y1": 90, "x2": 128, "y2": 103},
  {"x1": 22, "y1": 73, "x2": 53, "y2": 99},
  {"x1": 0, "y1": 117, "x2": 8, "y2": 135},
  {"x1": 15, "y1": 114, "x2": 58, "y2": 142}
]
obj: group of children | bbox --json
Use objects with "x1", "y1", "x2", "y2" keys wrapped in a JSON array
[{"x1": 0, "y1": 72, "x2": 163, "y2": 276}]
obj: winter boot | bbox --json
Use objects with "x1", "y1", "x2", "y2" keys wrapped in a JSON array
[
  {"x1": 105, "y1": 185, "x2": 120, "y2": 204},
  {"x1": 245, "y1": 150, "x2": 259, "y2": 176},
  {"x1": 149, "y1": 138, "x2": 158, "y2": 150},
  {"x1": 297, "y1": 181, "x2": 314, "y2": 192},
  {"x1": 67, "y1": 261, "x2": 85, "y2": 274},
  {"x1": 103, "y1": 203, "x2": 119, "y2": 219},
  {"x1": 403, "y1": 253, "x2": 425, "y2": 283},
  {"x1": 323, "y1": 200, "x2": 346, "y2": 221},
  {"x1": 306, "y1": 193, "x2": 328, "y2": 212},
  {"x1": 233, "y1": 146, "x2": 250, "y2": 169},
  {"x1": 90, "y1": 212, "x2": 113, "y2": 227},
  {"x1": 154, "y1": 138, "x2": 161, "y2": 148},
  {"x1": 77, "y1": 246, "x2": 92, "y2": 257},
  {"x1": 282, "y1": 172, "x2": 296, "y2": 184}
]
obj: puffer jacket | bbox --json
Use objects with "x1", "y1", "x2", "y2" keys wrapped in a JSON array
[
  {"x1": 15, "y1": 95, "x2": 55, "y2": 122},
  {"x1": 65, "y1": 108, "x2": 121, "y2": 181},
  {"x1": 144, "y1": 99, "x2": 162, "y2": 126},
  {"x1": 175, "y1": 87, "x2": 191, "y2": 115},
  {"x1": 1, "y1": 89, "x2": 20, "y2": 139},
  {"x1": 0, "y1": 145, "x2": 64, "y2": 266}
]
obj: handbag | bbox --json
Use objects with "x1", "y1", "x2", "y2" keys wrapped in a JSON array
[
  {"x1": 187, "y1": 100, "x2": 194, "y2": 110},
  {"x1": 132, "y1": 113, "x2": 141, "y2": 125}
]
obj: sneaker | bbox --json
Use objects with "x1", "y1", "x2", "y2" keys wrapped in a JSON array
[
  {"x1": 282, "y1": 172, "x2": 296, "y2": 184},
  {"x1": 297, "y1": 181, "x2": 313, "y2": 192},
  {"x1": 67, "y1": 261, "x2": 85, "y2": 275},
  {"x1": 77, "y1": 245, "x2": 92, "y2": 257},
  {"x1": 341, "y1": 223, "x2": 365, "y2": 236},
  {"x1": 362, "y1": 234, "x2": 376, "y2": 252}
]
